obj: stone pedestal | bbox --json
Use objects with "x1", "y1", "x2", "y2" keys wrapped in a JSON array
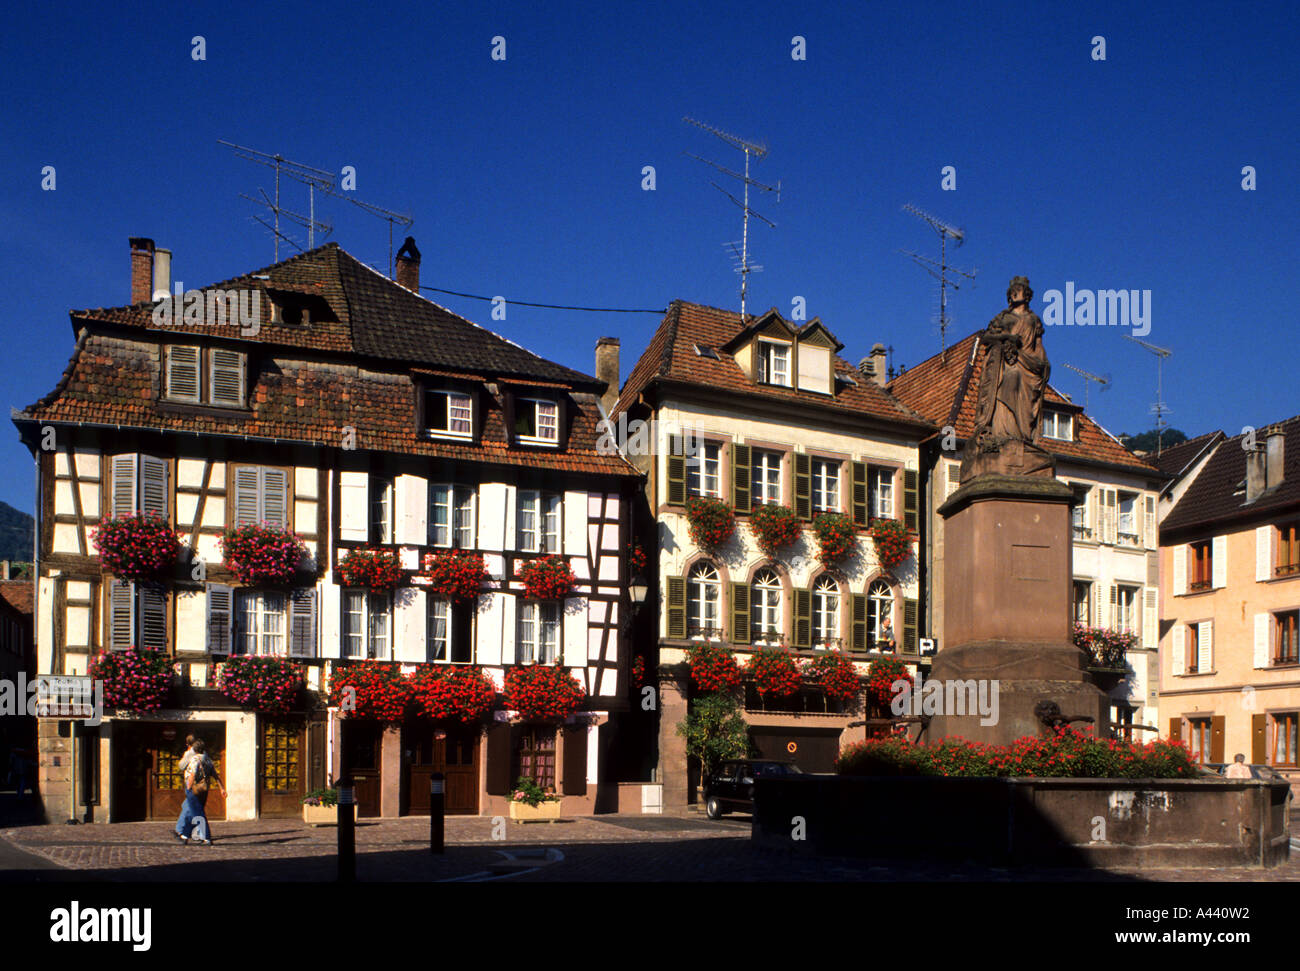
[{"x1": 928, "y1": 474, "x2": 1109, "y2": 745}]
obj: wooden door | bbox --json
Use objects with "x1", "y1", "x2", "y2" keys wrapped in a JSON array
[
  {"x1": 112, "y1": 723, "x2": 150, "y2": 822},
  {"x1": 341, "y1": 720, "x2": 383, "y2": 818},
  {"x1": 404, "y1": 722, "x2": 480, "y2": 816},
  {"x1": 258, "y1": 718, "x2": 306, "y2": 817},
  {"x1": 144, "y1": 724, "x2": 225, "y2": 821}
]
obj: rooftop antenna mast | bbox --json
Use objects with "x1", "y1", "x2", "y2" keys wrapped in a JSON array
[
  {"x1": 1060, "y1": 362, "x2": 1112, "y2": 413},
  {"x1": 683, "y1": 117, "x2": 779, "y2": 320},
  {"x1": 219, "y1": 141, "x2": 334, "y2": 260},
  {"x1": 319, "y1": 189, "x2": 414, "y2": 279},
  {"x1": 900, "y1": 204, "x2": 977, "y2": 359},
  {"x1": 1124, "y1": 335, "x2": 1173, "y2": 456}
]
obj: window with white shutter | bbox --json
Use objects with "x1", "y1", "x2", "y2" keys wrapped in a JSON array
[
  {"x1": 165, "y1": 346, "x2": 201, "y2": 402},
  {"x1": 231, "y1": 466, "x2": 289, "y2": 528},
  {"x1": 517, "y1": 491, "x2": 561, "y2": 553},
  {"x1": 288, "y1": 589, "x2": 317, "y2": 658},
  {"x1": 1255, "y1": 613, "x2": 1271, "y2": 669},
  {"x1": 342, "y1": 591, "x2": 391, "y2": 659},
  {"x1": 1211, "y1": 535, "x2": 1227, "y2": 589},
  {"x1": 1171, "y1": 624, "x2": 1185, "y2": 676},
  {"x1": 209, "y1": 349, "x2": 245, "y2": 406},
  {"x1": 1197, "y1": 621, "x2": 1213, "y2": 672}
]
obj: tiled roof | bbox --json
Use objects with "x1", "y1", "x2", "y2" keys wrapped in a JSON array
[
  {"x1": 1161, "y1": 415, "x2": 1300, "y2": 534},
  {"x1": 0, "y1": 580, "x2": 34, "y2": 617},
  {"x1": 1149, "y1": 430, "x2": 1225, "y2": 478},
  {"x1": 888, "y1": 330, "x2": 1164, "y2": 477},
  {"x1": 19, "y1": 243, "x2": 637, "y2": 478},
  {"x1": 70, "y1": 243, "x2": 600, "y2": 388},
  {"x1": 614, "y1": 300, "x2": 933, "y2": 430}
]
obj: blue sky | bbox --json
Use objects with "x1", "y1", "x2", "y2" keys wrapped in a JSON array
[{"x1": 2, "y1": 0, "x2": 1296, "y2": 514}]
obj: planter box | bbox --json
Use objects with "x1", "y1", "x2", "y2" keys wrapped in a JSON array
[
  {"x1": 302, "y1": 804, "x2": 337, "y2": 826},
  {"x1": 508, "y1": 799, "x2": 562, "y2": 823}
]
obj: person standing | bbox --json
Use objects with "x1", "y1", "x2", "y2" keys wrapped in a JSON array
[{"x1": 178, "y1": 739, "x2": 225, "y2": 845}]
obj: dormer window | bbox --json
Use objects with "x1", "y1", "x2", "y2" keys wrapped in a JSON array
[
  {"x1": 270, "y1": 301, "x2": 309, "y2": 325},
  {"x1": 515, "y1": 398, "x2": 559, "y2": 445},
  {"x1": 1042, "y1": 410, "x2": 1073, "y2": 441},
  {"x1": 165, "y1": 345, "x2": 246, "y2": 408},
  {"x1": 757, "y1": 339, "x2": 791, "y2": 387},
  {"x1": 424, "y1": 389, "x2": 474, "y2": 439}
]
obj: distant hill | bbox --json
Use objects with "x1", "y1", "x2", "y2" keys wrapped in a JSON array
[
  {"x1": 1119, "y1": 428, "x2": 1188, "y2": 453},
  {"x1": 0, "y1": 501, "x2": 34, "y2": 562}
]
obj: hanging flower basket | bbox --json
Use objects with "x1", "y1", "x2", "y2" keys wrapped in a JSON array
[
  {"x1": 338, "y1": 546, "x2": 404, "y2": 594},
  {"x1": 327, "y1": 662, "x2": 411, "y2": 721},
  {"x1": 811, "y1": 512, "x2": 858, "y2": 567},
  {"x1": 748, "y1": 503, "x2": 803, "y2": 557},
  {"x1": 868, "y1": 518, "x2": 913, "y2": 571},
  {"x1": 745, "y1": 646, "x2": 802, "y2": 698},
  {"x1": 626, "y1": 542, "x2": 648, "y2": 577},
  {"x1": 420, "y1": 550, "x2": 490, "y2": 602},
  {"x1": 866, "y1": 655, "x2": 912, "y2": 716},
  {"x1": 518, "y1": 555, "x2": 577, "y2": 600},
  {"x1": 88, "y1": 647, "x2": 174, "y2": 712},
  {"x1": 686, "y1": 642, "x2": 742, "y2": 694},
  {"x1": 631, "y1": 655, "x2": 646, "y2": 688},
  {"x1": 502, "y1": 665, "x2": 587, "y2": 721},
  {"x1": 408, "y1": 665, "x2": 497, "y2": 723},
  {"x1": 220, "y1": 523, "x2": 308, "y2": 586},
  {"x1": 685, "y1": 496, "x2": 735, "y2": 550},
  {"x1": 91, "y1": 513, "x2": 182, "y2": 582},
  {"x1": 806, "y1": 650, "x2": 861, "y2": 704},
  {"x1": 1072, "y1": 623, "x2": 1135, "y2": 668},
  {"x1": 215, "y1": 655, "x2": 305, "y2": 714}
]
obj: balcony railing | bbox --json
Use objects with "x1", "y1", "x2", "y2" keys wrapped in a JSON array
[
  {"x1": 688, "y1": 625, "x2": 724, "y2": 640},
  {"x1": 1275, "y1": 562, "x2": 1300, "y2": 578},
  {"x1": 1117, "y1": 532, "x2": 1141, "y2": 548},
  {"x1": 812, "y1": 637, "x2": 844, "y2": 652},
  {"x1": 1072, "y1": 526, "x2": 1093, "y2": 541},
  {"x1": 1189, "y1": 579, "x2": 1212, "y2": 592}
]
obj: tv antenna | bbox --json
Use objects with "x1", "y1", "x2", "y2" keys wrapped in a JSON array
[
  {"x1": 1060, "y1": 362, "x2": 1111, "y2": 412},
  {"x1": 220, "y1": 141, "x2": 414, "y2": 273},
  {"x1": 1124, "y1": 335, "x2": 1174, "y2": 455},
  {"x1": 683, "y1": 117, "x2": 779, "y2": 320},
  {"x1": 900, "y1": 204, "x2": 977, "y2": 359}
]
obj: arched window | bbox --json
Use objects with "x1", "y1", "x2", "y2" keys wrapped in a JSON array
[
  {"x1": 751, "y1": 568, "x2": 782, "y2": 645},
  {"x1": 812, "y1": 575, "x2": 840, "y2": 648},
  {"x1": 869, "y1": 580, "x2": 895, "y2": 651},
  {"x1": 688, "y1": 561, "x2": 721, "y2": 639}
]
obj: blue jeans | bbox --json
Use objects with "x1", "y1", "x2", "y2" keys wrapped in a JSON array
[{"x1": 176, "y1": 789, "x2": 210, "y2": 839}]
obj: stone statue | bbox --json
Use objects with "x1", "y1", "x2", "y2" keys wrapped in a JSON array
[{"x1": 959, "y1": 276, "x2": 1056, "y2": 482}]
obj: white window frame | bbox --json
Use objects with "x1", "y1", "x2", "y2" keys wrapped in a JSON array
[
  {"x1": 1043, "y1": 410, "x2": 1073, "y2": 441},
  {"x1": 1117, "y1": 492, "x2": 1138, "y2": 542},
  {"x1": 688, "y1": 562, "x2": 721, "y2": 639},
  {"x1": 812, "y1": 575, "x2": 840, "y2": 648},
  {"x1": 516, "y1": 600, "x2": 561, "y2": 664},
  {"x1": 868, "y1": 579, "x2": 893, "y2": 649},
  {"x1": 811, "y1": 458, "x2": 840, "y2": 513},
  {"x1": 235, "y1": 590, "x2": 286, "y2": 656},
  {"x1": 428, "y1": 597, "x2": 474, "y2": 664},
  {"x1": 751, "y1": 569, "x2": 782, "y2": 646},
  {"x1": 425, "y1": 389, "x2": 474, "y2": 439},
  {"x1": 429, "y1": 484, "x2": 477, "y2": 548},
  {"x1": 1116, "y1": 585, "x2": 1139, "y2": 634},
  {"x1": 751, "y1": 449, "x2": 782, "y2": 504},
  {"x1": 517, "y1": 490, "x2": 561, "y2": 553},
  {"x1": 687, "y1": 442, "x2": 722, "y2": 498},
  {"x1": 757, "y1": 339, "x2": 791, "y2": 387},
  {"x1": 370, "y1": 475, "x2": 393, "y2": 544},
  {"x1": 342, "y1": 590, "x2": 391, "y2": 659},
  {"x1": 869, "y1": 467, "x2": 894, "y2": 520},
  {"x1": 1072, "y1": 580, "x2": 1092, "y2": 625},
  {"x1": 516, "y1": 398, "x2": 559, "y2": 446}
]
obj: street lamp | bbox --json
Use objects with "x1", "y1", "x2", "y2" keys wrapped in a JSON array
[{"x1": 628, "y1": 573, "x2": 648, "y2": 610}]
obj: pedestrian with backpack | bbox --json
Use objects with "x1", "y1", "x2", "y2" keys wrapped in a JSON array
[
  {"x1": 173, "y1": 735, "x2": 197, "y2": 842},
  {"x1": 176, "y1": 739, "x2": 225, "y2": 845}
]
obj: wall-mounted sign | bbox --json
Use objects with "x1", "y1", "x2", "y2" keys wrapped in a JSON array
[{"x1": 786, "y1": 741, "x2": 797, "y2": 754}]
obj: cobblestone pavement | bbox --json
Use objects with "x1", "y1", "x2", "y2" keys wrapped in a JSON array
[{"x1": 1, "y1": 808, "x2": 1297, "y2": 882}]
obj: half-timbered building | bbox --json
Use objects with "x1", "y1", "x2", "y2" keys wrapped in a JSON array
[
  {"x1": 614, "y1": 301, "x2": 935, "y2": 809},
  {"x1": 14, "y1": 236, "x2": 639, "y2": 822}
]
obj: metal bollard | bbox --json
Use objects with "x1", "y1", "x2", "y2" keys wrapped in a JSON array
[
  {"x1": 430, "y1": 772, "x2": 445, "y2": 854},
  {"x1": 337, "y1": 783, "x2": 356, "y2": 882}
]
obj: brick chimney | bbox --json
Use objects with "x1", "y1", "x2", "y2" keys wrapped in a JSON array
[
  {"x1": 595, "y1": 337, "x2": 620, "y2": 414},
  {"x1": 869, "y1": 342, "x2": 888, "y2": 386},
  {"x1": 130, "y1": 237, "x2": 155, "y2": 304},
  {"x1": 395, "y1": 236, "x2": 421, "y2": 292}
]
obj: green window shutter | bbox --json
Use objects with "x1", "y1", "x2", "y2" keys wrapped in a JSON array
[
  {"x1": 666, "y1": 435, "x2": 686, "y2": 506},
  {"x1": 793, "y1": 453, "x2": 812, "y2": 521},
  {"x1": 794, "y1": 588, "x2": 811, "y2": 649},
  {"x1": 851, "y1": 461, "x2": 868, "y2": 527},
  {"x1": 666, "y1": 576, "x2": 687, "y2": 639},
  {"x1": 731, "y1": 582, "x2": 750, "y2": 645},
  {"x1": 731, "y1": 443, "x2": 751, "y2": 513},
  {"x1": 850, "y1": 594, "x2": 867, "y2": 653},
  {"x1": 903, "y1": 470, "x2": 919, "y2": 531},
  {"x1": 903, "y1": 597, "x2": 919, "y2": 654}
]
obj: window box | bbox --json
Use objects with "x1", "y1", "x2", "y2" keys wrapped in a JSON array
[
  {"x1": 508, "y1": 798, "x2": 562, "y2": 823},
  {"x1": 302, "y1": 803, "x2": 337, "y2": 826}
]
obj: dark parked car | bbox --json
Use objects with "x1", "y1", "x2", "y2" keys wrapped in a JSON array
[
  {"x1": 704, "y1": 759, "x2": 803, "y2": 819},
  {"x1": 1200, "y1": 762, "x2": 1284, "y2": 781}
]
